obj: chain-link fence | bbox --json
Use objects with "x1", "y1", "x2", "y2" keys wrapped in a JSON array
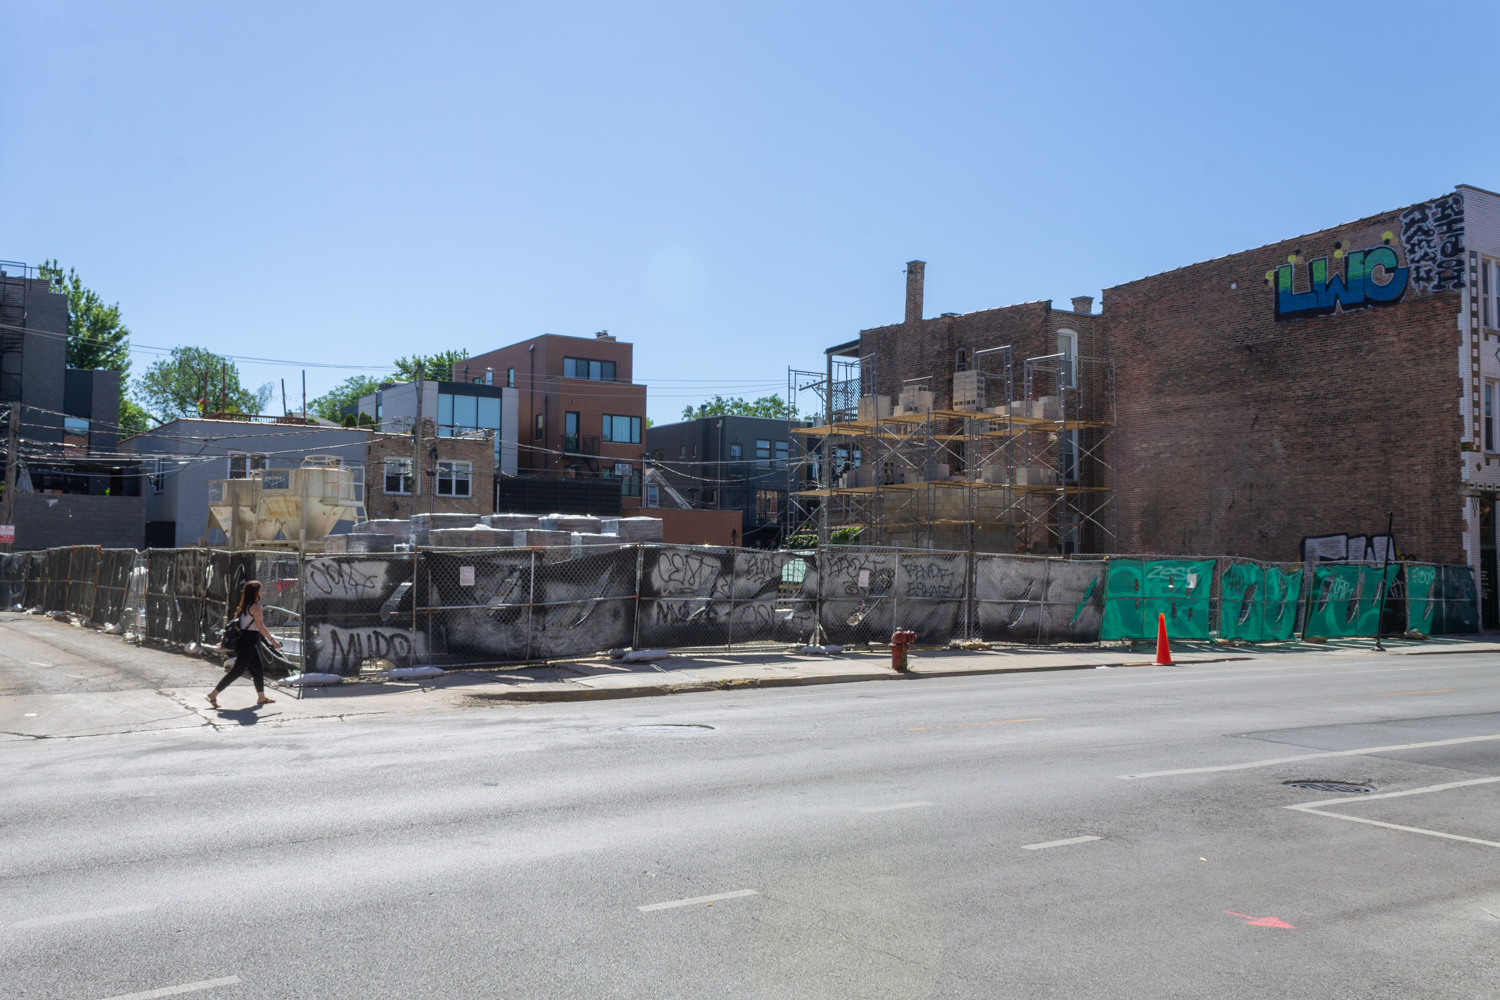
[{"x1": 2, "y1": 544, "x2": 1486, "y2": 676}]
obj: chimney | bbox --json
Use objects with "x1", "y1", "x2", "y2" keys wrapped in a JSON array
[
  {"x1": 905, "y1": 261, "x2": 926, "y2": 325},
  {"x1": 595, "y1": 329, "x2": 616, "y2": 341},
  {"x1": 1071, "y1": 295, "x2": 1094, "y2": 315}
]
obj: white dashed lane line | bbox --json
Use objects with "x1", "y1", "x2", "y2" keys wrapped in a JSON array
[
  {"x1": 638, "y1": 890, "x2": 758, "y2": 912},
  {"x1": 12, "y1": 903, "x2": 155, "y2": 928}
]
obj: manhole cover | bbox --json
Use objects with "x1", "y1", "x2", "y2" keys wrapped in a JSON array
[
  {"x1": 1285, "y1": 780, "x2": 1373, "y2": 794},
  {"x1": 620, "y1": 724, "x2": 715, "y2": 733}
]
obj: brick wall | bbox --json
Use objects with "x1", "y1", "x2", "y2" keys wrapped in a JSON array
[
  {"x1": 649, "y1": 507, "x2": 744, "y2": 546},
  {"x1": 1104, "y1": 205, "x2": 1465, "y2": 562},
  {"x1": 364, "y1": 420, "x2": 495, "y2": 519}
]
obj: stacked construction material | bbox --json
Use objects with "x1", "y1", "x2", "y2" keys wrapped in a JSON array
[
  {"x1": 482, "y1": 513, "x2": 541, "y2": 530},
  {"x1": 612, "y1": 517, "x2": 665, "y2": 542},
  {"x1": 539, "y1": 514, "x2": 603, "y2": 533},
  {"x1": 513, "y1": 528, "x2": 572, "y2": 547},
  {"x1": 428, "y1": 526, "x2": 514, "y2": 547}
]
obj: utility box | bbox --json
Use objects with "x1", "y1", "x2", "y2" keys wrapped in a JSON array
[
  {"x1": 952, "y1": 370, "x2": 985, "y2": 411},
  {"x1": 857, "y1": 395, "x2": 892, "y2": 422}
]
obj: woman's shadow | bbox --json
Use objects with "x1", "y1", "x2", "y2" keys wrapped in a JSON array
[{"x1": 211, "y1": 703, "x2": 279, "y2": 726}]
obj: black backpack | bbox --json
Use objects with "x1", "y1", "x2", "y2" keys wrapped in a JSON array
[{"x1": 221, "y1": 611, "x2": 244, "y2": 649}]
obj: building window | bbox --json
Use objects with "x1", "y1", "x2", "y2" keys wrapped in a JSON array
[
  {"x1": 564, "y1": 411, "x2": 580, "y2": 452},
  {"x1": 646, "y1": 484, "x2": 660, "y2": 507},
  {"x1": 1487, "y1": 382, "x2": 1496, "y2": 453},
  {"x1": 384, "y1": 458, "x2": 414, "y2": 495},
  {"x1": 228, "y1": 453, "x2": 268, "y2": 479},
  {"x1": 756, "y1": 439, "x2": 771, "y2": 468},
  {"x1": 608, "y1": 461, "x2": 641, "y2": 497},
  {"x1": 678, "y1": 445, "x2": 686, "y2": 459},
  {"x1": 1057, "y1": 329, "x2": 1078, "y2": 388},
  {"x1": 507, "y1": 368, "x2": 515, "y2": 388},
  {"x1": 436, "y1": 392, "x2": 500, "y2": 438},
  {"x1": 756, "y1": 490, "x2": 782, "y2": 521},
  {"x1": 150, "y1": 458, "x2": 166, "y2": 494},
  {"x1": 534, "y1": 413, "x2": 544, "y2": 441},
  {"x1": 562, "y1": 357, "x2": 617, "y2": 381},
  {"x1": 63, "y1": 416, "x2": 89, "y2": 456},
  {"x1": 436, "y1": 460, "x2": 471, "y2": 497},
  {"x1": 1486, "y1": 261, "x2": 1500, "y2": 330},
  {"x1": 1060, "y1": 429, "x2": 1079, "y2": 481},
  {"x1": 602, "y1": 414, "x2": 641, "y2": 444},
  {"x1": 729, "y1": 442, "x2": 742, "y2": 461},
  {"x1": 775, "y1": 440, "x2": 789, "y2": 469}
]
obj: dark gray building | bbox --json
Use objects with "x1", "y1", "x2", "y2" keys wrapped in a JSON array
[
  {"x1": 645, "y1": 415, "x2": 812, "y2": 547},
  {"x1": 2, "y1": 262, "x2": 144, "y2": 548}
]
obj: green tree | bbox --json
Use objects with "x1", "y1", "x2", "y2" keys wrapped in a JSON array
[
  {"x1": 310, "y1": 374, "x2": 384, "y2": 422},
  {"x1": 681, "y1": 394, "x2": 799, "y2": 420},
  {"x1": 119, "y1": 398, "x2": 153, "y2": 437},
  {"x1": 38, "y1": 260, "x2": 132, "y2": 372},
  {"x1": 137, "y1": 346, "x2": 257, "y2": 422},
  {"x1": 393, "y1": 348, "x2": 470, "y2": 382}
]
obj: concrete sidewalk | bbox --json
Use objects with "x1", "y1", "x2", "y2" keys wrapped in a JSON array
[{"x1": 2, "y1": 610, "x2": 1494, "y2": 740}]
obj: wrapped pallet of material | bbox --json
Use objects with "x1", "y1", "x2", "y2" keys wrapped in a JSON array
[
  {"x1": 346, "y1": 534, "x2": 398, "y2": 553},
  {"x1": 427, "y1": 528, "x2": 475, "y2": 546},
  {"x1": 352, "y1": 518, "x2": 413, "y2": 538},
  {"x1": 411, "y1": 512, "x2": 482, "y2": 531},
  {"x1": 614, "y1": 516, "x2": 664, "y2": 542},
  {"x1": 540, "y1": 514, "x2": 603, "y2": 533},
  {"x1": 483, "y1": 513, "x2": 541, "y2": 530},
  {"x1": 513, "y1": 529, "x2": 573, "y2": 547},
  {"x1": 322, "y1": 535, "x2": 349, "y2": 553},
  {"x1": 572, "y1": 532, "x2": 622, "y2": 552},
  {"x1": 467, "y1": 527, "x2": 514, "y2": 548}
]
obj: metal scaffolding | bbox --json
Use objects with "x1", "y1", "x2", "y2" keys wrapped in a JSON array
[{"x1": 785, "y1": 348, "x2": 1116, "y2": 554}]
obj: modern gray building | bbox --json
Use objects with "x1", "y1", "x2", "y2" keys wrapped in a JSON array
[
  {"x1": 120, "y1": 419, "x2": 370, "y2": 547},
  {"x1": 645, "y1": 415, "x2": 813, "y2": 547}
]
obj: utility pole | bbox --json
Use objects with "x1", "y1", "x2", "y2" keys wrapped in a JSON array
[
  {"x1": 281, "y1": 379, "x2": 288, "y2": 417},
  {"x1": 301, "y1": 370, "x2": 307, "y2": 420},
  {"x1": 411, "y1": 363, "x2": 424, "y2": 510},
  {"x1": 1, "y1": 403, "x2": 19, "y2": 550}
]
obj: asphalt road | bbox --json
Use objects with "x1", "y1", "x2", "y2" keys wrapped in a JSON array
[{"x1": 3, "y1": 641, "x2": 1499, "y2": 998}]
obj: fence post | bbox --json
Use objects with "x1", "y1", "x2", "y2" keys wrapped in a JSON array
[
  {"x1": 893, "y1": 548, "x2": 902, "y2": 635},
  {"x1": 526, "y1": 548, "x2": 536, "y2": 663},
  {"x1": 632, "y1": 544, "x2": 644, "y2": 651},
  {"x1": 726, "y1": 548, "x2": 736, "y2": 653},
  {"x1": 1040, "y1": 555, "x2": 1053, "y2": 645},
  {"x1": 966, "y1": 546, "x2": 977, "y2": 642}
]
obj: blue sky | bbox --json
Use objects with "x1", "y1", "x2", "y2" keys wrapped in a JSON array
[{"x1": 4, "y1": 2, "x2": 1494, "y2": 425}]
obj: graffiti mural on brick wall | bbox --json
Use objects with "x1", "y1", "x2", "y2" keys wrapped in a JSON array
[
  {"x1": 1400, "y1": 192, "x2": 1465, "y2": 294},
  {"x1": 1273, "y1": 245, "x2": 1409, "y2": 321}
]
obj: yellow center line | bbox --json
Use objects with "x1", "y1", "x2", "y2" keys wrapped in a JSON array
[
  {"x1": 908, "y1": 717, "x2": 1046, "y2": 732},
  {"x1": 1371, "y1": 689, "x2": 1455, "y2": 697}
]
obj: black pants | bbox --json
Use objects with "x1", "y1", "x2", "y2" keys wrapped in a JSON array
[{"x1": 214, "y1": 640, "x2": 264, "y2": 694}]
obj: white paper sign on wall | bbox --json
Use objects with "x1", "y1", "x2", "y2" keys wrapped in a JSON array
[
  {"x1": 858, "y1": 569, "x2": 870, "y2": 588},
  {"x1": 460, "y1": 565, "x2": 475, "y2": 587}
]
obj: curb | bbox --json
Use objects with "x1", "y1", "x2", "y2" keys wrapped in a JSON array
[{"x1": 470, "y1": 656, "x2": 1257, "y2": 704}]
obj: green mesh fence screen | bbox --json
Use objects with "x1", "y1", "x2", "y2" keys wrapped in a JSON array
[
  {"x1": 1217, "y1": 561, "x2": 1304, "y2": 642},
  {"x1": 1100, "y1": 558, "x2": 1215, "y2": 641},
  {"x1": 1303, "y1": 563, "x2": 1398, "y2": 639}
]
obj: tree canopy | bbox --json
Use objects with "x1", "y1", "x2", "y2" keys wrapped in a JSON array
[
  {"x1": 137, "y1": 346, "x2": 260, "y2": 422},
  {"x1": 39, "y1": 260, "x2": 132, "y2": 373},
  {"x1": 680, "y1": 394, "x2": 799, "y2": 421},
  {"x1": 310, "y1": 375, "x2": 385, "y2": 422},
  {"x1": 393, "y1": 349, "x2": 470, "y2": 382}
]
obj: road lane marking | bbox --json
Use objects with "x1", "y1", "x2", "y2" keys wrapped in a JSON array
[
  {"x1": 857, "y1": 801, "x2": 933, "y2": 813},
  {"x1": 1225, "y1": 910, "x2": 1295, "y2": 929},
  {"x1": 1022, "y1": 835, "x2": 1101, "y2": 850},
  {"x1": 101, "y1": 976, "x2": 240, "y2": 1000},
  {"x1": 1120, "y1": 733, "x2": 1500, "y2": 779},
  {"x1": 638, "y1": 889, "x2": 758, "y2": 912},
  {"x1": 1371, "y1": 689, "x2": 1454, "y2": 697},
  {"x1": 1284, "y1": 775, "x2": 1500, "y2": 849},
  {"x1": 908, "y1": 717, "x2": 1045, "y2": 731},
  {"x1": 13, "y1": 903, "x2": 155, "y2": 928}
]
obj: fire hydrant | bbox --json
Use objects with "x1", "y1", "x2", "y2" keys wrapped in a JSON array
[{"x1": 890, "y1": 630, "x2": 918, "y2": 672}]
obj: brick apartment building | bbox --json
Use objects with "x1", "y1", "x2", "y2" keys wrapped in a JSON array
[
  {"x1": 460, "y1": 332, "x2": 648, "y2": 508},
  {"x1": 363, "y1": 417, "x2": 494, "y2": 520},
  {"x1": 1105, "y1": 184, "x2": 1495, "y2": 622}
]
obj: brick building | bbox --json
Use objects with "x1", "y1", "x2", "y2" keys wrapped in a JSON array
[
  {"x1": 458, "y1": 332, "x2": 648, "y2": 507},
  {"x1": 815, "y1": 262, "x2": 1112, "y2": 553},
  {"x1": 1105, "y1": 185, "x2": 1492, "y2": 620},
  {"x1": 363, "y1": 418, "x2": 495, "y2": 520}
]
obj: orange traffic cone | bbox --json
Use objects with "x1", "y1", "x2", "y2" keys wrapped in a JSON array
[{"x1": 1154, "y1": 612, "x2": 1173, "y2": 666}]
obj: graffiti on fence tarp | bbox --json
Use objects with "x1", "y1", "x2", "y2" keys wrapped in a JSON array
[
  {"x1": 972, "y1": 556, "x2": 1105, "y2": 644},
  {"x1": 816, "y1": 550, "x2": 964, "y2": 644},
  {"x1": 1218, "y1": 561, "x2": 1302, "y2": 642},
  {"x1": 305, "y1": 560, "x2": 386, "y2": 600},
  {"x1": 1305, "y1": 563, "x2": 1395, "y2": 639},
  {"x1": 308, "y1": 624, "x2": 421, "y2": 673},
  {"x1": 1100, "y1": 558, "x2": 1214, "y2": 641},
  {"x1": 905, "y1": 560, "x2": 959, "y2": 599}
]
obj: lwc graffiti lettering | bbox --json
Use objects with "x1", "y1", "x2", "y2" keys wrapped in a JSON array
[{"x1": 1274, "y1": 245, "x2": 1408, "y2": 321}]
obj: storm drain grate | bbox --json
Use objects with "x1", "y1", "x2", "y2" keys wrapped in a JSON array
[
  {"x1": 1285, "y1": 780, "x2": 1373, "y2": 794},
  {"x1": 620, "y1": 724, "x2": 715, "y2": 733}
]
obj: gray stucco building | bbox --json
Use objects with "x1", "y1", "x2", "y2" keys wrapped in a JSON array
[{"x1": 120, "y1": 419, "x2": 370, "y2": 547}]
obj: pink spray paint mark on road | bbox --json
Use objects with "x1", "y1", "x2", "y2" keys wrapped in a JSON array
[{"x1": 1225, "y1": 910, "x2": 1296, "y2": 929}]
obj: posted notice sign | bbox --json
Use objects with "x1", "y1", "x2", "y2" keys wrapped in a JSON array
[{"x1": 0, "y1": 525, "x2": 13, "y2": 544}]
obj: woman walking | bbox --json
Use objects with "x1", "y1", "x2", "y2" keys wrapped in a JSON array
[{"x1": 208, "y1": 580, "x2": 282, "y2": 707}]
